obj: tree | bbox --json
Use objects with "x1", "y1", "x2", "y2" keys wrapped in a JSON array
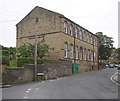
[
  {"x1": 96, "y1": 32, "x2": 114, "y2": 63},
  {"x1": 115, "y1": 48, "x2": 120, "y2": 62},
  {"x1": 17, "y1": 41, "x2": 49, "y2": 59}
]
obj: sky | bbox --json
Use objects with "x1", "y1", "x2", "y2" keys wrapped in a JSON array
[{"x1": 0, "y1": 0, "x2": 119, "y2": 48}]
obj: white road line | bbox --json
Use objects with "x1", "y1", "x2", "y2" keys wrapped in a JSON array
[
  {"x1": 35, "y1": 88, "x2": 39, "y2": 90},
  {"x1": 23, "y1": 96, "x2": 28, "y2": 99},
  {"x1": 111, "y1": 72, "x2": 120, "y2": 85},
  {"x1": 28, "y1": 88, "x2": 32, "y2": 91},
  {"x1": 26, "y1": 90, "x2": 29, "y2": 93}
]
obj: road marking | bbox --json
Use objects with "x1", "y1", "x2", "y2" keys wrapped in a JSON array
[
  {"x1": 23, "y1": 96, "x2": 28, "y2": 99},
  {"x1": 28, "y1": 88, "x2": 32, "y2": 91},
  {"x1": 26, "y1": 90, "x2": 30, "y2": 93},
  {"x1": 111, "y1": 72, "x2": 120, "y2": 85},
  {"x1": 35, "y1": 88, "x2": 39, "y2": 90}
]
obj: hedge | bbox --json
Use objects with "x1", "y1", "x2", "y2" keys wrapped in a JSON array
[{"x1": 17, "y1": 57, "x2": 44, "y2": 67}]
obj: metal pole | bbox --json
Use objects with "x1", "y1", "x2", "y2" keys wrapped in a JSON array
[{"x1": 34, "y1": 18, "x2": 39, "y2": 81}]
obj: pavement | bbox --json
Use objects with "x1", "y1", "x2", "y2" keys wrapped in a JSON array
[{"x1": 0, "y1": 83, "x2": 11, "y2": 88}]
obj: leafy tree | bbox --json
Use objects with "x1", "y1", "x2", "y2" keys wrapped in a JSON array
[
  {"x1": 37, "y1": 41, "x2": 49, "y2": 58},
  {"x1": 115, "y1": 48, "x2": 120, "y2": 62},
  {"x1": 17, "y1": 44, "x2": 31, "y2": 57},
  {"x1": 96, "y1": 32, "x2": 114, "y2": 63},
  {"x1": 17, "y1": 41, "x2": 49, "y2": 59}
]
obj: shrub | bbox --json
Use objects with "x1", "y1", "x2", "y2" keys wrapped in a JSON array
[
  {"x1": 9, "y1": 60, "x2": 17, "y2": 67},
  {"x1": 17, "y1": 58, "x2": 44, "y2": 67}
]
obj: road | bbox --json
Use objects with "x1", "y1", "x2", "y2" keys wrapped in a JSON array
[{"x1": 2, "y1": 68, "x2": 119, "y2": 99}]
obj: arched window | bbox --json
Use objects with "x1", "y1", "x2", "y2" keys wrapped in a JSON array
[
  {"x1": 75, "y1": 27, "x2": 78, "y2": 38},
  {"x1": 93, "y1": 38, "x2": 97, "y2": 46},
  {"x1": 70, "y1": 25, "x2": 73, "y2": 36},
  {"x1": 83, "y1": 31, "x2": 87, "y2": 41},
  {"x1": 64, "y1": 22, "x2": 68, "y2": 34},
  {"x1": 79, "y1": 30, "x2": 83, "y2": 40},
  {"x1": 86, "y1": 33, "x2": 89, "y2": 42},
  {"x1": 91, "y1": 36, "x2": 93, "y2": 44}
]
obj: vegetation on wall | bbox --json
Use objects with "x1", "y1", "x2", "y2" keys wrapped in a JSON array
[{"x1": 17, "y1": 41, "x2": 50, "y2": 67}]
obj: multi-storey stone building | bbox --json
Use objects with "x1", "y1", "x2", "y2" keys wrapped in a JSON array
[{"x1": 16, "y1": 6, "x2": 98, "y2": 72}]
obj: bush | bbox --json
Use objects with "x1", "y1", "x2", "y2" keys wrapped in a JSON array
[
  {"x1": 17, "y1": 57, "x2": 44, "y2": 67},
  {"x1": 17, "y1": 57, "x2": 34, "y2": 67},
  {"x1": 9, "y1": 60, "x2": 17, "y2": 67}
]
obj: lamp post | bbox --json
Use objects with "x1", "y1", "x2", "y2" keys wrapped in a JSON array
[{"x1": 34, "y1": 17, "x2": 39, "y2": 81}]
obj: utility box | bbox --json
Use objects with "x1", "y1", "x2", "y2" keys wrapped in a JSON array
[{"x1": 72, "y1": 63, "x2": 78, "y2": 74}]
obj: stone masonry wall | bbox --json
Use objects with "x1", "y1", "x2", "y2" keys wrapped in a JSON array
[
  {"x1": 5, "y1": 60, "x2": 72, "y2": 84},
  {"x1": 6, "y1": 66, "x2": 34, "y2": 84},
  {"x1": 37, "y1": 60, "x2": 72, "y2": 79}
]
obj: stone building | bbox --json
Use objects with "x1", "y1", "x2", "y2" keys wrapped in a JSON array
[{"x1": 16, "y1": 6, "x2": 98, "y2": 73}]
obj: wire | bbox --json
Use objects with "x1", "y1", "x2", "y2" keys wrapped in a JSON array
[{"x1": 0, "y1": 19, "x2": 20, "y2": 23}]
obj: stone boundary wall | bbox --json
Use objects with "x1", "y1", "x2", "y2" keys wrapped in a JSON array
[
  {"x1": 5, "y1": 60, "x2": 72, "y2": 84},
  {"x1": 6, "y1": 66, "x2": 34, "y2": 84},
  {"x1": 38, "y1": 60, "x2": 72, "y2": 80}
]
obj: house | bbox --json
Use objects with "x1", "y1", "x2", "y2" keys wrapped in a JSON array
[{"x1": 16, "y1": 6, "x2": 98, "y2": 73}]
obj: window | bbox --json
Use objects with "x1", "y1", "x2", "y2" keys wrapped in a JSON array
[
  {"x1": 64, "y1": 42, "x2": 68, "y2": 58},
  {"x1": 70, "y1": 44, "x2": 73, "y2": 58},
  {"x1": 84, "y1": 48, "x2": 87, "y2": 60},
  {"x1": 89, "y1": 35, "x2": 91, "y2": 43},
  {"x1": 91, "y1": 36, "x2": 93, "y2": 44},
  {"x1": 87, "y1": 33, "x2": 90, "y2": 43},
  {"x1": 79, "y1": 30, "x2": 83, "y2": 40},
  {"x1": 70, "y1": 25, "x2": 73, "y2": 36},
  {"x1": 75, "y1": 46, "x2": 78, "y2": 59},
  {"x1": 95, "y1": 39, "x2": 97, "y2": 46},
  {"x1": 91, "y1": 51, "x2": 93, "y2": 61},
  {"x1": 93, "y1": 38, "x2": 97, "y2": 46},
  {"x1": 88, "y1": 49, "x2": 91, "y2": 61},
  {"x1": 93, "y1": 38, "x2": 96, "y2": 45},
  {"x1": 64, "y1": 22, "x2": 68, "y2": 34},
  {"x1": 75, "y1": 27, "x2": 78, "y2": 38},
  {"x1": 80, "y1": 47, "x2": 83, "y2": 60},
  {"x1": 86, "y1": 34, "x2": 89, "y2": 42},
  {"x1": 93, "y1": 51, "x2": 96, "y2": 61},
  {"x1": 83, "y1": 31, "x2": 86, "y2": 41}
]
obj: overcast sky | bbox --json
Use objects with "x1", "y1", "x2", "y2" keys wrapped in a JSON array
[{"x1": 0, "y1": 0, "x2": 119, "y2": 48}]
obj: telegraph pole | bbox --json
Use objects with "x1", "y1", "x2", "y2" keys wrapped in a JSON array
[{"x1": 34, "y1": 17, "x2": 39, "y2": 81}]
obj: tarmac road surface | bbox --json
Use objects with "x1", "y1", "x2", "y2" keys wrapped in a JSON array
[{"x1": 2, "y1": 68, "x2": 119, "y2": 100}]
